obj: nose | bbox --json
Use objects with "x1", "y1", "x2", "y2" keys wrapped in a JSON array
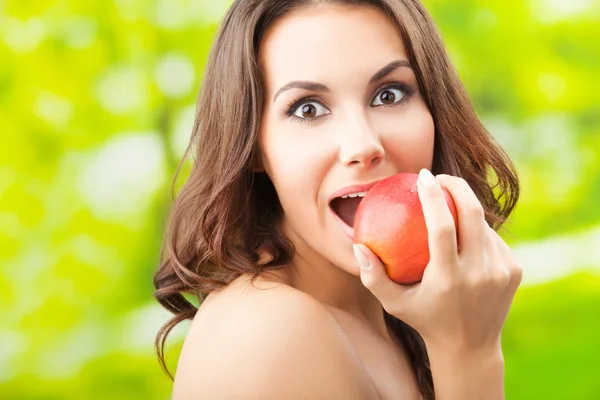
[{"x1": 338, "y1": 115, "x2": 385, "y2": 168}]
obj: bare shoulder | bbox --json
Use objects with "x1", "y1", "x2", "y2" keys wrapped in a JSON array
[{"x1": 172, "y1": 273, "x2": 377, "y2": 400}]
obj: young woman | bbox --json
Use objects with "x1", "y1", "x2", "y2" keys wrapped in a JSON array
[{"x1": 154, "y1": 0, "x2": 522, "y2": 399}]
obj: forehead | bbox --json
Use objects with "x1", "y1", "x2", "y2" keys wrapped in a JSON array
[{"x1": 258, "y1": 5, "x2": 409, "y2": 87}]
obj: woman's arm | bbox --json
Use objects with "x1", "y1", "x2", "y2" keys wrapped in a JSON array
[
  {"x1": 355, "y1": 169, "x2": 522, "y2": 400},
  {"x1": 427, "y1": 344, "x2": 505, "y2": 400}
]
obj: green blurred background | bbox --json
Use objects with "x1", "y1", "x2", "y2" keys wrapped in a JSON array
[{"x1": 1, "y1": 0, "x2": 599, "y2": 399}]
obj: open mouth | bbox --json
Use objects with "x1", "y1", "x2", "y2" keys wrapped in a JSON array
[{"x1": 329, "y1": 192, "x2": 367, "y2": 228}]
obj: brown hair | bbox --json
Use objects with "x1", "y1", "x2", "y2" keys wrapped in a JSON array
[{"x1": 153, "y1": 0, "x2": 519, "y2": 398}]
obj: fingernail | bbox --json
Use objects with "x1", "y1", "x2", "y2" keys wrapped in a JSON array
[
  {"x1": 418, "y1": 168, "x2": 438, "y2": 187},
  {"x1": 353, "y1": 244, "x2": 371, "y2": 271}
]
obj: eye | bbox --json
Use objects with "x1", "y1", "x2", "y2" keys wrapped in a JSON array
[
  {"x1": 371, "y1": 87, "x2": 405, "y2": 106},
  {"x1": 291, "y1": 101, "x2": 330, "y2": 119}
]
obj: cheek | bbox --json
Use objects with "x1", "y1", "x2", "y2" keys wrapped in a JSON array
[
  {"x1": 260, "y1": 129, "x2": 333, "y2": 216},
  {"x1": 380, "y1": 109, "x2": 435, "y2": 168}
]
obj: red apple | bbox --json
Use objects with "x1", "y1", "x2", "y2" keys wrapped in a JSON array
[{"x1": 354, "y1": 173, "x2": 458, "y2": 284}]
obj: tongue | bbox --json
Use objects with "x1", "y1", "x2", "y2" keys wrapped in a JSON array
[{"x1": 331, "y1": 197, "x2": 362, "y2": 227}]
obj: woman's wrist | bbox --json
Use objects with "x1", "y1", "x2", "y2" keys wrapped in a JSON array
[
  {"x1": 426, "y1": 338, "x2": 504, "y2": 362},
  {"x1": 426, "y1": 342, "x2": 506, "y2": 400}
]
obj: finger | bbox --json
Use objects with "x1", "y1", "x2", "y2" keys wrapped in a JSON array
[
  {"x1": 417, "y1": 169, "x2": 458, "y2": 267},
  {"x1": 435, "y1": 174, "x2": 486, "y2": 266},
  {"x1": 490, "y1": 230, "x2": 523, "y2": 291},
  {"x1": 485, "y1": 226, "x2": 510, "y2": 286},
  {"x1": 353, "y1": 244, "x2": 414, "y2": 315}
]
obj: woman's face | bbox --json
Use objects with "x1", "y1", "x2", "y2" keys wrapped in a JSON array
[{"x1": 258, "y1": 4, "x2": 435, "y2": 274}]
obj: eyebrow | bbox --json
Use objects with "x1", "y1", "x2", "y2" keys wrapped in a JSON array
[
  {"x1": 368, "y1": 60, "x2": 413, "y2": 84},
  {"x1": 272, "y1": 60, "x2": 413, "y2": 103}
]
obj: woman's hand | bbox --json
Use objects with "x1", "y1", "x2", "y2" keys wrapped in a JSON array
[{"x1": 354, "y1": 168, "x2": 522, "y2": 352}]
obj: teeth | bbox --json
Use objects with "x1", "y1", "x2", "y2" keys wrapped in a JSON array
[{"x1": 341, "y1": 191, "x2": 367, "y2": 199}]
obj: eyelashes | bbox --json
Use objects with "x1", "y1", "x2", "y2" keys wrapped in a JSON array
[
  {"x1": 286, "y1": 97, "x2": 329, "y2": 124},
  {"x1": 285, "y1": 81, "x2": 415, "y2": 124}
]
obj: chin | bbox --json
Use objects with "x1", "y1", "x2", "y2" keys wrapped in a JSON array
[{"x1": 329, "y1": 247, "x2": 363, "y2": 278}]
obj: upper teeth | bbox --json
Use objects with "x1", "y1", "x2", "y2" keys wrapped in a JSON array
[{"x1": 341, "y1": 191, "x2": 367, "y2": 199}]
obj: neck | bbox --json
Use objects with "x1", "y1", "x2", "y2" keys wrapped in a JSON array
[{"x1": 281, "y1": 221, "x2": 390, "y2": 340}]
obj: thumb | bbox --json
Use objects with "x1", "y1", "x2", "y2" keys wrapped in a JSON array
[{"x1": 353, "y1": 244, "x2": 406, "y2": 308}]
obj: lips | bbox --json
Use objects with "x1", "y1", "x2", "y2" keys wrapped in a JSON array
[{"x1": 328, "y1": 180, "x2": 383, "y2": 234}]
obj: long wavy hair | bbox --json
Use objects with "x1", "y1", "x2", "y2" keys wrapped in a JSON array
[{"x1": 153, "y1": 1, "x2": 520, "y2": 398}]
